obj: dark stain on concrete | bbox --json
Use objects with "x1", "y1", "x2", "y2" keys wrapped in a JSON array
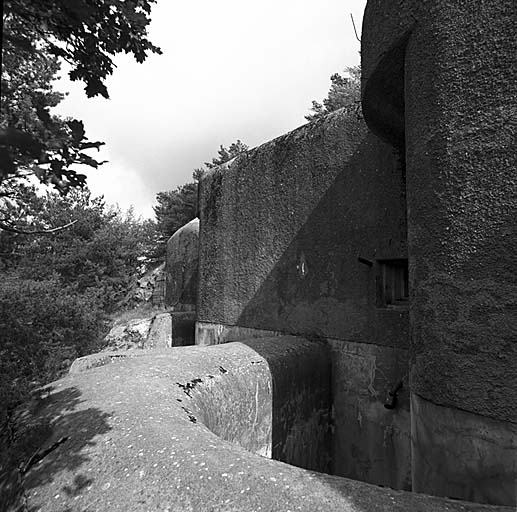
[{"x1": 176, "y1": 378, "x2": 203, "y2": 397}]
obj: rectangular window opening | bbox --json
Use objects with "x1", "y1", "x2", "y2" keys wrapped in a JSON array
[{"x1": 377, "y1": 259, "x2": 409, "y2": 308}]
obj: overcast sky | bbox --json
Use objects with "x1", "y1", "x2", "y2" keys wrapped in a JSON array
[{"x1": 55, "y1": 0, "x2": 366, "y2": 219}]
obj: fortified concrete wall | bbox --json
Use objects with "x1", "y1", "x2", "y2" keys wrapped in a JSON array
[
  {"x1": 362, "y1": 0, "x2": 517, "y2": 505},
  {"x1": 197, "y1": 109, "x2": 412, "y2": 489}
]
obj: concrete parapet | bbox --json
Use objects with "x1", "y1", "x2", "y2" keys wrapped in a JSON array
[
  {"x1": 2, "y1": 341, "x2": 512, "y2": 512},
  {"x1": 197, "y1": 106, "x2": 411, "y2": 489}
]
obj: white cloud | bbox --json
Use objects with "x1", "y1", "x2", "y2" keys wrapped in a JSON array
[{"x1": 54, "y1": 0, "x2": 367, "y2": 218}]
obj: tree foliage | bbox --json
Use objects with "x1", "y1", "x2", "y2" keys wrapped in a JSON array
[
  {"x1": 4, "y1": 0, "x2": 161, "y2": 99},
  {"x1": 0, "y1": 186, "x2": 156, "y2": 437},
  {"x1": 153, "y1": 183, "x2": 198, "y2": 252},
  {"x1": 0, "y1": 0, "x2": 161, "y2": 226},
  {"x1": 204, "y1": 140, "x2": 249, "y2": 169},
  {"x1": 0, "y1": 187, "x2": 155, "y2": 309},
  {"x1": 306, "y1": 65, "x2": 361, "y2": 121},
  {"x1": 0, "y1": 272, "x2": 104, "y2": 418}
]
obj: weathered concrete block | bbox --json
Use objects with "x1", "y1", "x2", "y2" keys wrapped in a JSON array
[
  {"x1": 146, "y1": 312, "x2": 172, "y2": 348},
  {"x1": 197, "y1": 107, "x2": 410, "y2": 489},
  {"x1": 196, "y1": 321, "x2": 281, "y2": 346},
  {"x1": 411, "y1": 393, "x2": 517, "y2": 506}
]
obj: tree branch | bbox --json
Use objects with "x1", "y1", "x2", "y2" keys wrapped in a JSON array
[
  {"x1": 350, "y1": 13, "x2": 361, "y2": 43},
  {"x1": 0, "y1": 219, "x2": 78, "y2": 235}
]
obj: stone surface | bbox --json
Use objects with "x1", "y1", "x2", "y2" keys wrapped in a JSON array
[
  {"x1": 103, "y1": 317, "x2": 153, "y2": 350},
  {"x1": 121, "y1": 263, "x2": 166, "y2": 308},
  {"x1": 165, "y1": 217, "x2": 199, "y2": 308},
  {"x1": 2, "y1": 343, "x2": 511, "y2": 512}
]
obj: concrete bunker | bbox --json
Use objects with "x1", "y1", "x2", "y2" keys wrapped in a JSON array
[
  {"x1": 6, "y1": 1, "x2": 515, "y2": 510},
  {"x1": 362, "y1": 1, "x2": 516, "y2": 505},
  {"x1": 195, "y1": 0, "x2": 516, "y2": 507},
  {"x1": 197, "y1": 107, "x2": 412, "y2": 490}
]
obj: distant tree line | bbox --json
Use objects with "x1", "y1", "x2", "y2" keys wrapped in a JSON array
[
  {"x1": 152, "y1": 140, "x2": 249, "y2": 256},
  {"x1": 0, "y1": 187, "x2": 157, "y2": 435},
  {"x1": 152, "y1": 66, "x2": 361, "y2": 249}
]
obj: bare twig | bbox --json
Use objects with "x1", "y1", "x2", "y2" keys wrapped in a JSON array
[{"x1": 350, "y1": 13, "x2": 361, "y2": 43}]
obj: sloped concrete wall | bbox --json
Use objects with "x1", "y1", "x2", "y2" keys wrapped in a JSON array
[{"x1": 197, "y1": 109, "x2": 411, "y2": 489}]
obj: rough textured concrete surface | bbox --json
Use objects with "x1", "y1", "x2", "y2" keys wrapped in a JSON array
[
  {"x1": 361, "y1": 0, "x2": 517, "y2": 504},
  {"x1": 165, "y1": 217, "x2": 199, "y2": 309},
  {"x1": 197, "y1": 108, "x2": 411, "y2": 488},
  {"x1": 329, "y1": 339, "x2": 411, "y2": 490},
  {"x1": 1, "y1": 345, "x2": 512, "y2": 512},
  {"x1": 198, "y1": 111, "x2": 407, "y2": 345}
]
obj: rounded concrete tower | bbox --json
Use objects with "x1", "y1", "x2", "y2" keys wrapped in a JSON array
[
  {"x1": 165, "y1": 217, "x2": 199, "y2": 310},
  {"x1": 362, "y1": 0, "x2": 516, "y2": 506}
]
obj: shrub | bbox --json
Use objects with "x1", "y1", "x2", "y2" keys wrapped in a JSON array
[{"x1": 0, "y1": 272, "x2": 106, "y2": 431}]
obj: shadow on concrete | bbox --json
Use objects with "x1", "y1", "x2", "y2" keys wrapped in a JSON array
[
  {"x1": 238, "y1": 337, "x2": 332, "y2": 473},
  {"x1": 0, "y1": 386, "x2": 111, "y2": 512},
  {"x1": 198, "y1": 117, "x2": 413, "y2": 496},
  {"x1": 225, "y1": 133, "x2": 406, "y2": 349}
]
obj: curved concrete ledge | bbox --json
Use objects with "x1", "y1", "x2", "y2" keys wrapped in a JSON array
[{"x1": 2, "y1": 340, "x2": 512, "y2": 512}]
